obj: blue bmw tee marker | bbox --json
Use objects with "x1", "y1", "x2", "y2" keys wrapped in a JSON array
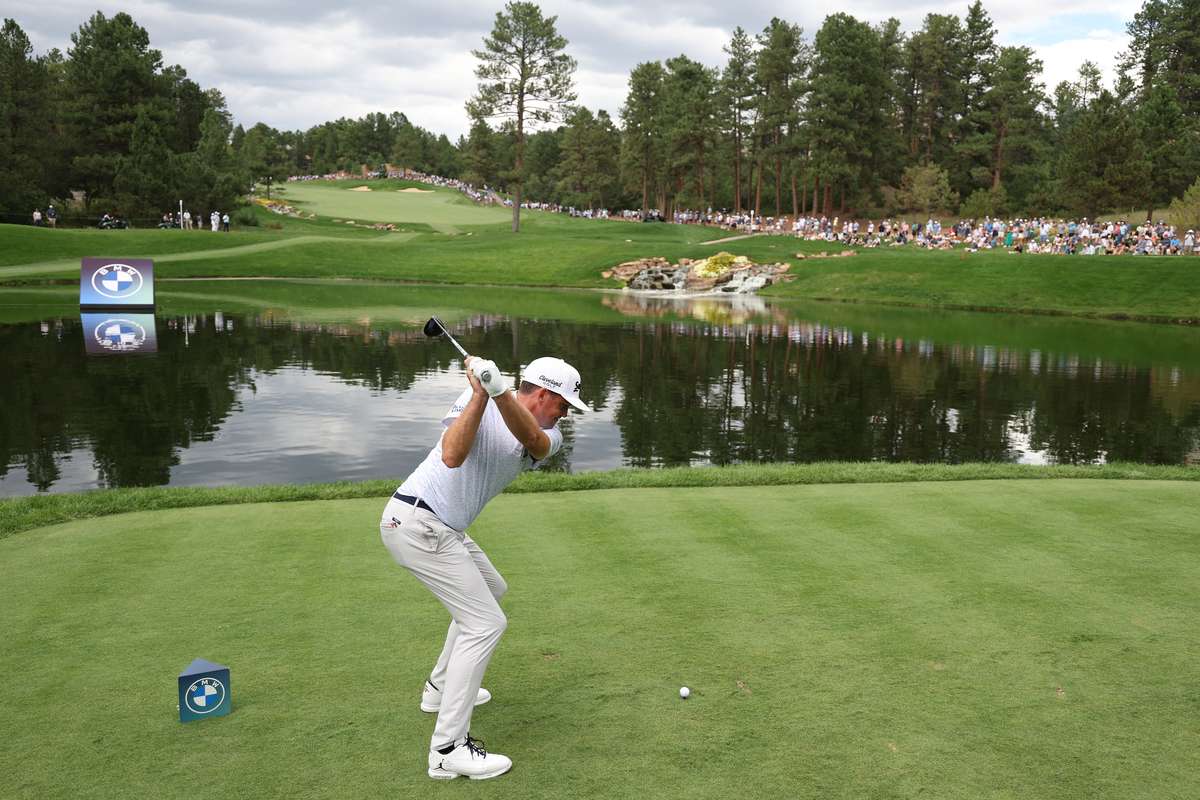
[{"x1": 178, "y1": 658, "x2": 231, "y2": 723}]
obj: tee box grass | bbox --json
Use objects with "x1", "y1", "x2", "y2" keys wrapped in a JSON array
[{"x1": 2, "y1": 477, "x2": 1198, "y2": 798}]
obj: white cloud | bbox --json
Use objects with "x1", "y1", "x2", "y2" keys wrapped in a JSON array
[
  {"x1": 1017, "y1": 30, "x2": 1128, "y2": 95},
  {"x1": 16, "y1": 1, "x2": 1145, "y2": 138}
]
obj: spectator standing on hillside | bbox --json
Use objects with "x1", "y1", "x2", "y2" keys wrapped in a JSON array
[
  {"x1": 46, "y1": 205, "x2": 57, "y2": 228},
  {"x1": 210, "y1": 211, "x2": 219, "y2": 232},
  {"x1": 32, "y1": 209, "x2": 42, "y2": 226},
  {"x1": 222, "y1": 212, "x2": 230, "y2": 232}
]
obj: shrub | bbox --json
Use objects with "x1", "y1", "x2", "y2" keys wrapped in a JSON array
[
  {"x1": 1168, "y1": 176, "x2": 1200, "y2": 232},
  {"x1": 959, "y1": 185, "x2": 1009, "y2": 219},
  {"x1": 898, "y1": 164, "x2": 958, "y2": 216},
  {"x1": 233, "y1": 207, "x2": 259, "y2": 227}
]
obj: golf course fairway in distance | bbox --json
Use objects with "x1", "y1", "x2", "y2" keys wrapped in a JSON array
[{"x1": 2, "y1": 479, "x2": 1197, "y2": 799}]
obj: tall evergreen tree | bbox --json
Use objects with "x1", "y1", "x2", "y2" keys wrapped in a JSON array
[
  {"x1": 952, "y1": 1, "x2": 999, "y2": 196},
  {"x1": 620, "y1": 61, "x2": 667, "y2": 214},
  {"x1": 903, "y1": 14, "x2": 965, "y2": 164},
  {"x1": 460, "y1": 117, "x2": 498, "y2": 188},
  {"x1": 556, "y1": 106, "x2": 620, "y2": 209},
  {"x1": 962, "y1": 46, "x2": 1045, "y2": 202},
  {"x1": 467, "y1": 1, "x2": 576, "y2": 233},
  {"x1": 752, "y1": 18, "x2": 805, "y2": 216},
  {"x1": 719, "y1": 27, "x2": 756, "y2": 213},
  {"x1": 112, "y1": 106, "x2": 172, "y2": 217},
  {"x1": 662, "y1": 55, "x2": 718, "y2": 212},
  {"x1": 0, "y1": 19, "x2": 54, "y2": 217},
  {"x1": 805, "y1": 14, "x2": 887, "y2": 213},
  {"x1": 240, "y1": 123, "x2": 289, "y2": 198},
  {"x1": 1057, "y1": 89, "x2": 1149, "y2": 218},
  {"x1": 64, "y1": 12, "x2": 172, "y2": 210},
  {"x1": 1122, "y1": 0, "x2": 1200, "y2": 117}
]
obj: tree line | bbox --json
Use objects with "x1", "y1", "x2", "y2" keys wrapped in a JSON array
[
  {"x1": 0, "y1": 12, "x2": 460, "y2": 222},
  {"x1": 465, "y1": 0, "x2": 1199, "y2": 223},
  {"x1": 3, "y1": 2, "x2": 1199, "y2": 225}
]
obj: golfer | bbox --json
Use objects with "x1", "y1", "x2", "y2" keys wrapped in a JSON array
[{"x1": 380, "y1": 355, "x2": 586, "y2": 780}]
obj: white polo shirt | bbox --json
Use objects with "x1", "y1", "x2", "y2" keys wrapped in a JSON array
[{"x1": 395, "y1": 388, "x2": 563, "y2": 531}]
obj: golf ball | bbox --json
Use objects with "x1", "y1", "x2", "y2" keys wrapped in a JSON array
[{"x1": 680, "y1": 686, "x2": 690, "y2": 699}]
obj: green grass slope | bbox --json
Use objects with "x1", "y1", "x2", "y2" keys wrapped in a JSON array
[
  {"x1": 3, "y1": 205, "x2": 1199, "y2": 320},
  {"x1": 2, "y1": 479, "x2": 1197, "y2": 799}
]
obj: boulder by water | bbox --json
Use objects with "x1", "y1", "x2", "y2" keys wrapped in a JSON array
[{"x1": 604, "y1": 252, "x2": 791, "y2": 295}]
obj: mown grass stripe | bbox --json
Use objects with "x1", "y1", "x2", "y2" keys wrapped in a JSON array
[{"x1": 1, "y1": 462, "x2": 1196, "y2": 540}]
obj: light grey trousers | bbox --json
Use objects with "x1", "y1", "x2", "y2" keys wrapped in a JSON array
[{"x1": 380, "y1": 501, "x2": 508, "y2": 750}]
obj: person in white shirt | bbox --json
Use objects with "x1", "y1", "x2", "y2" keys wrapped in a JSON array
[{"x1": 380, "y1": 355, "x2": 586, "y2": 781}]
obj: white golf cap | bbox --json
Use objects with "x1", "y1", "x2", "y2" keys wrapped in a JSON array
[{"x1": 522, "y1": 356, "x2": 587, "y2": 411}]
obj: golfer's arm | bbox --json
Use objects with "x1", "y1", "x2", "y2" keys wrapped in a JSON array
[
  {"x1": 441, "y1": 392, "x2": 488, "y2": 468},
  {"x1": 492, "y1": 391, "x2": 551, "y2": 460}
]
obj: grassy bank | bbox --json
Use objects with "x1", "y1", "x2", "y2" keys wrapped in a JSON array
[
  {"x1": 3, "y1": 462, "x2": 1198, "y2": 540},
  {"x1": 2, "y1": 182, "x2": 1200, "y2": 320},
  {"x1": 2, "y1": 477, "x2": 1197, "y2": 798}
]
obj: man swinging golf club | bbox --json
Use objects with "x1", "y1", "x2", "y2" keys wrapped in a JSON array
[{"x1": 380, "y1": 350, "x2": 586, "y2": 780}]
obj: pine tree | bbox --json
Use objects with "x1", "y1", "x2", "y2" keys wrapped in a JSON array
[
  {"x1": 952, "y1": 1, "x2": 998, "y2": 196},
  {"x1": 64, "y1": 12, "x2": 173, "y2": 211},
  {"x1": 806, "y1": 14, "x2": 886, "y2": 214},
  {"x1": 467, "y1": 1, "x2": 577, "y2": 233},
  {"x1": 967, "y1": 46, "x2": 1045, "y2": 197},
  {"x1": 902, "y1": 14, "x2": 965, "y2": 164},
  {"x1": 460, "y1": 118, "x2": 498, "y2": 188},
  {"x1": 620, "y1": 61, "x2": 667, "y2": 215},
  {"x1": 719, "y1": 28, "x2": 756, "y2": 212},
  {"x1": 662, "y1": 55, "x2": 718, "y2": 213},
  {"x1": 0, "y1": 19, "x2": 54, "y2": 216},
  {"x1": 1057, "y1": 89, "x2": 1149, "y2": 218},
  {"x1": 113, "y1": 105, "x2": 172, "y2": 217},
  {"x1": 752, "y1": 18, "x2": 805, "y2": 216}
]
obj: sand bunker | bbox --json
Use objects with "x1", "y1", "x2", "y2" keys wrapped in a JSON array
[
  {"x1": 398, "y1": 187, "x2": 433, "y2": 193},
  {"x1": 349, "y1": 186, "x2": 373, "y2": 192}
]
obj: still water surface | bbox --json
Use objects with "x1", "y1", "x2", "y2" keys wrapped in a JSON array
[{"x1": 2, "y1": 282, "x2": 1198, "y2": 495}]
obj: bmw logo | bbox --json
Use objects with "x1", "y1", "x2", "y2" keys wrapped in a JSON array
[
  {"x1": 93, "y1": 318, "x2": 147, "y2": 352},
  {"x1": 184, "y1": 677, "x2": 226, "y2": 714},
  {"x1": 91, "y1": 263, "x2": 143, "y2": 299}
]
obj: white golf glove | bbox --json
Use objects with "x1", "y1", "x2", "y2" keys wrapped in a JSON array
[{"x1": 470, "y1": 358, "x2": 509, "y2": 397}]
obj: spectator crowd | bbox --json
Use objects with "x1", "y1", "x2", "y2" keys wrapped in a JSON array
[{"x1": 252, "y1": 169, "x2": 1200, "y2": 258}]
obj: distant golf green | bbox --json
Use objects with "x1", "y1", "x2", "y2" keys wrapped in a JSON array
[
  {"x1": 276, "y1": 180, "x2": 511, "y2": 230},
  {"x1": 1, "y1": 478, "x2": 1197, "y2": 799}
]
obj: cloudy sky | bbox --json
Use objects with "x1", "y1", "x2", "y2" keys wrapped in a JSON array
[{"x1": 18, "y1": 1, "x2": 1141, "y2": 139}]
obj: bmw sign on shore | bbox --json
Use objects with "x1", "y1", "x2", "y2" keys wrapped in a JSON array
[
  {"x1": 79, "y1": 258, "x2": 155, "y2": 310},
  {"x1": 178, "y1": 658, "x2": 232, "y2": 723}
]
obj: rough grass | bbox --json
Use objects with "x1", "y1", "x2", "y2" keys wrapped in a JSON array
[{"x1": 2, "y1": 478, "x2": 1198, "y2": 799}]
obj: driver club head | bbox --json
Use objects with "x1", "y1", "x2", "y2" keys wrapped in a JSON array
[{"x1": 423, "y1": 317, "x2": 446, "y2": 338}]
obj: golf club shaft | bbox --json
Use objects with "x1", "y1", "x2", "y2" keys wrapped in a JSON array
[{"x1": 434, "y1": 321, "x2": 493, "y2": 383}]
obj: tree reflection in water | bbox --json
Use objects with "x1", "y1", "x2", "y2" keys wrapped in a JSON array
[{"x1": 1, "y1": 310, "x2": 1197, "y2": 494}]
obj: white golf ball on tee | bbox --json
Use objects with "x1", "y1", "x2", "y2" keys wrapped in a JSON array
[{"x1": 679, "y1": 686, "x2": 690, "y2": 699}]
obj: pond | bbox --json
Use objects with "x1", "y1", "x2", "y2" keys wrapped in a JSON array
[{"x1": 2, "y1": 280, "x2": 1198, "y2": 496}]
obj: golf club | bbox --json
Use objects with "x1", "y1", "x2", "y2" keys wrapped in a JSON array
[{"x1": 423, "y1": 316, "x2": 492, "y2": 382}]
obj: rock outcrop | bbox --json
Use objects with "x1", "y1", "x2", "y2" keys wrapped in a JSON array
[{"x1": 604, "y1": 252, "x2": 791, "y2": 295}]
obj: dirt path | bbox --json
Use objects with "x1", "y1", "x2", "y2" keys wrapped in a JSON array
[{"x1": 698, "y1": 233, "x2": 766, "y2": 245}]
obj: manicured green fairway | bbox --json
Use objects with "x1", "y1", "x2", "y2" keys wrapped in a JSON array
[
  {"x1": 2, "y1": 479, "x2": 1197, "y2": 799},
  {"x1": 276, "y1": 180, "x2": 512, "y2": 229}
]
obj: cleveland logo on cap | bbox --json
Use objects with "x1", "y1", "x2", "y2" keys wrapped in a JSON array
[{"x1": 539, "y1": 374, "x2": 563, "y2": 388}]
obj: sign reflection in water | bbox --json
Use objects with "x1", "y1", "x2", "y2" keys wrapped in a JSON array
[{"x1": 0, "y1": 309, "x2": 1197, "y2": 495}]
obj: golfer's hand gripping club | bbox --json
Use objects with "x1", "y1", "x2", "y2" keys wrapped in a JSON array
[{"x1": 470, "y1": 358, "x2": 508, "y2": 397}]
